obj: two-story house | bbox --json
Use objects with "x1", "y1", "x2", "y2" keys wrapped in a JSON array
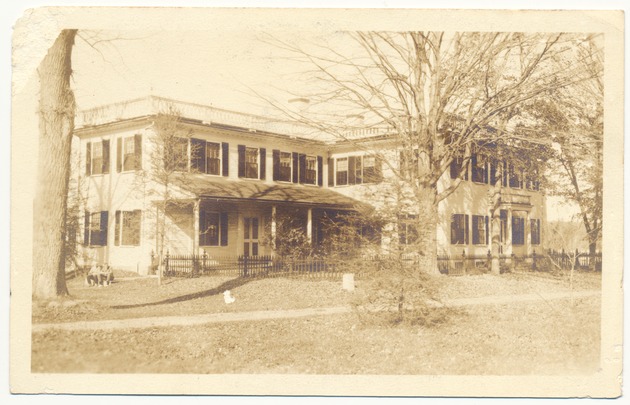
[{"x1": 74, "y1": 96, "x2": 546, "y2": 274}]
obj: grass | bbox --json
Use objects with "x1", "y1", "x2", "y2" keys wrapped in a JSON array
[
  {"x1": 31, "y1": 270, "x2": 602, "y2": 375},
  {"x1": 32, "y1": 295, "x2": 600, "y2": 375}
]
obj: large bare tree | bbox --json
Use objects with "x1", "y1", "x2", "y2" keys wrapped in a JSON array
[
  {"x1": 32, "y1": 30, "x2": 77, "y2": 299},
  {"x1": 264, "y1": 31, "x2": 599, "y2": 274}
]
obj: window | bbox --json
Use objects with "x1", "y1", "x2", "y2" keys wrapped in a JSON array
[
  {"x1": 206, "y1": 142, "x2": 221, "y2": 175},
  {"x1": 114, "y1": 210, "x2": 141, "y2": 246},
  {"x1": 304, "y1": 155, "x2": 317, "y2": 185},
  {"x1": 531, "y1": 218, "x2": 541, "y2": 245},
  {"x1": 116, "y1": 134, "x2": 142, "y2": 172},
  {"x1": 334, "y1": 155, "x2": 381, "y2": 186},
  {"x1": 238, "y1": 145, "x2": 265, "y2": 179},
  {"x1": 336, "y1": 157, "x2": 348, "y2": 186},
  {"x1": 450, "y1": 156, "x2": 468, "y2": 181},
  {"x1": 451, "y1": 214, "x2": 469, "y2": 245},
  {"x1": 512, "y1": 217, "x2": 525, "y2": 245},
  {"x1": 471, "y1": 154, "x2": 488, "y2": 184},
  {"x1": 525, "y1": 167, "x2": 541, "y2": 191},
  {"x1": 200, "y1": 211, "x2": 228, "y2": 246},
  {"x1": 86, "y1": 140, "x2": 110, "y2": 176},
  {"x1": 92, "y1": 142, "x2": 103, "y2": 175},
  {"x1": 278, "y1": 152, "x2": 292, "y2": 181},
  {"x1": 399, "y1": 215, "x2": 418, "y2": 245},
  {"x1": 84, "y1": 211, "x2": 108, "y2": 246},
  {"x1": 508, "y1": 164, "x2": 522, "y2": 189},
  {"x1": 472, "y1": 215, "x2": 489, "y2": 245},
  {"x1": 245, "y1": 147, "x2": 258, "y2": 178}
]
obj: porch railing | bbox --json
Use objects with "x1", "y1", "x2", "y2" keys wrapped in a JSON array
[{"x1": 156, "y1": 252, "x2": 342, "y2": 279}]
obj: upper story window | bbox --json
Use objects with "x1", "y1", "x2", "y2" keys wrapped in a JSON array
[
  {"x1": 336, "y1": 157, "x2": 349, "y2": 186},
  {"x1": 449, "y1": 156, "x2": 468, "y2": 181},
  {"x1": 117, "y1": 134, "x2": 142, "y2": 172},
  {"x1": 508, "y1": 164, "x2": 522, "y2": 189},
  {"x1": 303, "y1": 155, "x2": 317, "y2": 185},
  {"x1": 86, "y1": 139, "x2": 110, "y2": 176},
  {"x1": 189, "y1": 139, "x2": 229, "y2": 176},
  {"x1": 333, "y1": 155, "x2": 382, "y2": 186},
  {"x1": 274, "y1": 151, "x2": 322, "y2": 186},
  {"x1": 238, "y1": 145, "x2": 266, "y2": 180},
  {"x1": 471, "y1": 154, "x2": 488, "y2": 184}
]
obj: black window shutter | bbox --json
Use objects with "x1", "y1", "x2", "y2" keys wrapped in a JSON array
[
  {"x1": 199, "y1": 209, "x2": 206, "y2": 246},
  {"x1": 292, "y1": 152, "x2": 299, "y2": 183},
  {"x1": 114, "y1": 211, "x2": 121, "y2": 246},
  {"x1": 134, "y1": 134, "x2": 142, "y2": 170},
  {"x1": 100, "y1": 211, "x2": 109, "y2": 246},
  {"x1": 116, "y1": 138, "x2": 122, "y2": 172},
  {"x1": 86, "y1": 142, "x2": 92, "y2": 176},
  {"x1": 485, "y1": 216, "x2": 489, "y2": 245},
  {"x1": 483, "y1": 157, "x2": 488, "y2": 183},
  {"x1": 317, "y1": 156, "x2": 323, "y2": 186},
  {"x1": 502, "y1": 161, "x2": 507, "y2": 187},
  {"x1": 191, "y1": 138, "x2": 206, "y2": 173},
  {"x1": 84, "y1": 211, "x2": 90, "y2": 245},
  {"x1": 272, "y1": 149, "x2": 280, "y2": 181},
  {"x1": 220, "y1": 212, "x2": 228, "y2": 246},
  {"x1": 450, "y1": 215, "x2": 457, "y2": 244},
  {"x1": 237, "y1": 145, "x2": 246, "y2": 178},
  {"x1": 259, "y1": 148, "x2": 266, "y2": 180},
  {"x1": 222, "y1": 142, "x2": 229, "y2": 176},
  {"x1": 465, "y1": 214, "x2": 469, "y2": 245},
  {"x1": 300, "y1": 154, "x2": 308, "y2": 183},
  {"x1": 102, "y1": 140, "x2": 110, "y2": 174},
  {"x1": 328, "y1": 158, "x2": 334, "y2": 186},
  {"x1": 348, "y1": 156, "x2": 356, "y2": 185}
]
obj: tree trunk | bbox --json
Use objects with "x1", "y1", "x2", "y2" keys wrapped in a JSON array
[
  {"x1": 32, "y1": 30, "x2": 77, "y2": 299},
  {"x1": 415, "y1": 187, "x2": 439, "y2": 275}
]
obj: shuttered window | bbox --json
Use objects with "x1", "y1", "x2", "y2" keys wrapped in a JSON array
[
  {"x1": 531, "y1": 218, "x2": 541, "y2": 245},
  {"x1": 336, "y1": 157, "x2": 348, "y2": 186},
  {"x1": 451, "y1": 214, "x2": 469, "y2": 245},
  {"x1": 199, "y1": 210, "x2": 229, "y2": 246},
  {"x1": 114, "y1": 210, "x2": 141, "y2": 246},
  {"x1": 512, "y1": 217, "x2": 525, "y2": 245},
  {"x1": 472, "y1": 215, "x2": 489, "y2": 245},
  {"x1": 84, "y1": 211, "x2": 108, "y2": 246}
]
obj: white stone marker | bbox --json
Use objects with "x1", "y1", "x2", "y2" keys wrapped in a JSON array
[{"x1": 342, "y1": 273, "x2": 355, "y2": 292}]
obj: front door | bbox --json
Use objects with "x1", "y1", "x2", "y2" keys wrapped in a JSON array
[{"x1": 243, "y1": 217, "x2": 259, "y2": 256}]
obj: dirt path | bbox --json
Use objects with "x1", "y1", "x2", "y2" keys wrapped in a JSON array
[{"x1": 32, "y1": 289, "x2": 600, "y2": 333}]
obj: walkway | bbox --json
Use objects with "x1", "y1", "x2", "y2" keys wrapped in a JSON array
[{"x1": 32, "y1": 289, "x2": 600, "y2": 333}]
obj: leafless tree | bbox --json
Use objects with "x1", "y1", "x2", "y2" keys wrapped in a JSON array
[{"x1": 261, "y1": 31, "x2": 600, "y2": 275}]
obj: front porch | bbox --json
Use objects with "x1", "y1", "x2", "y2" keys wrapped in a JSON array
[{"x1": 156, "y1": 174, "x2": 366, "y2": 259}]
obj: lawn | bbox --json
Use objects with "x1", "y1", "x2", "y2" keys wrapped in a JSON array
[{"x1": 31, "y1": 270, "x2": 601, "y2": 375}]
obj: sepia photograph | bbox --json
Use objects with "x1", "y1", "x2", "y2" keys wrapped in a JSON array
[{"x1": 9, "y1": 4, "x2": 624, "y2": 398}]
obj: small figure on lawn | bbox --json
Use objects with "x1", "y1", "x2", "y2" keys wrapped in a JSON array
[
  {"x1": 99, "y1": 265, "x2": 114, "y2": 287},
  {"x1": 86, "y1": 263, "x2": 101, "y2": 287}
]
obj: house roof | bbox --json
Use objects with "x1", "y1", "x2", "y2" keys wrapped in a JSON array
[{"x1": 173, "y1": 174, "x2": 367, "y2": 210}]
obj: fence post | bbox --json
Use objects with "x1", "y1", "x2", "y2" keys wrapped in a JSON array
[
  {"x1": 462, "y1": 250, "x2": 467, "y2": 275},
  {"x1": 532, "y1": 250, "x2": 537, "y2": 271},
  {"x1": 487, "y1": 249, "x2": 491, "y2": 273},
  {"x1": 510, "y1": 253, "x2": 515, "y2": 273}
]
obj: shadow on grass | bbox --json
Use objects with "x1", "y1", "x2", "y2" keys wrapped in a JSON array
[{"x1": 111, "y1": 276, "x2": 253, "y2": 309}]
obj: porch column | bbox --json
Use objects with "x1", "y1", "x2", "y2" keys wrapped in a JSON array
[
  {"x1": 526, "y1": 210, "x2": 532, "y2": 258},
  {"x1": 506, "y1": 208, "x2": 513, "y2": 259},
  {"x1": 271, "y1": 205, "x2": 277, "y2": 252},
  {"x1": 193, "y1": 200, "x2": 200, "y2": 253},
  {"x1": 307, "y1": 207, "x2": 313, "y2": 245}
]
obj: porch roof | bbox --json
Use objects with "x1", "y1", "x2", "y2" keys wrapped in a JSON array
[{"x1": 174, "y1": 174, "x2": 366, "y2": 210}]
